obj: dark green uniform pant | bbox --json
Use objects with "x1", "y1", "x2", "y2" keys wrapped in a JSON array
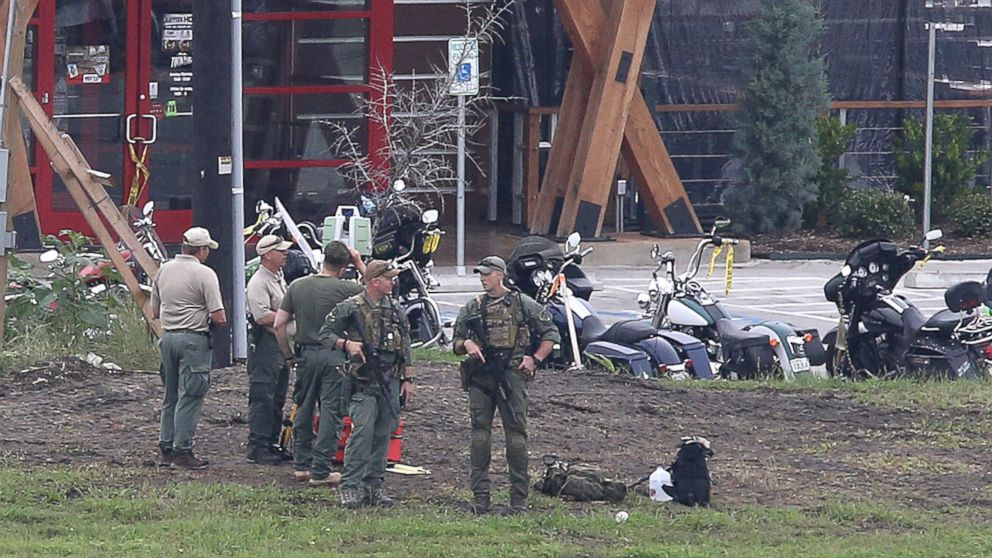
[
  {"x1": 247, "y1": 331, "x2": 290, "y2": 450},
  {"x1": 341, "y1": 378, "x2": 400, "y2": 492},
  {"x1": 469, "y1": 368, "x2": 529, "y2": 502},
  {"x1": 159, "y1": 331, "x2": 212, "y2": 451},
  {"x1": 292, "y1": 346, "x2": 345, "y2": 478}
]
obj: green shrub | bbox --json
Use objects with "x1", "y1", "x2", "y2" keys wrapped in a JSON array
[
  {"x1": 805, "y1": 114, "x2": 856, "y2": 229},
  {"x1": 835, "y1": 189, "x2": 915, "y2": 238},
  {"x1": 950, "y1": 189, "x2": 992, "y2": 238}
]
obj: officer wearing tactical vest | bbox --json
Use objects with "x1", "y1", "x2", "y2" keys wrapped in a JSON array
[
  {"x1": 453, "y1": 255, "x2": 559, "y2": 515},
  {"x1": 245, "y1": 234, "x2": 294, "y2": 465},
  {"x1": 152, "y1": 227, "x2": 227, "y2": 470},
  {"x1": 274, "y1": 241, "x2": 366, "y2": 485},
  {"x1": 319, "y1": 260, "x2": 415, "y2": 509}
]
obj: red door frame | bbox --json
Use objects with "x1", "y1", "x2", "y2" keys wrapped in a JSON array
[{"x1": 32, "y1": 1, "x2": 394, "y2": 242}]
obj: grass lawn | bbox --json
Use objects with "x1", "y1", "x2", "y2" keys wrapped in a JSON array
[{"x1": 1, "y1": 464, "x2": 991, "y2": 558}]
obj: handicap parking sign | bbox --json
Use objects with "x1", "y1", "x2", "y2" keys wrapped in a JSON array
[{"x1": 448, "y1": 38, "x2": 479, "y2": 96}]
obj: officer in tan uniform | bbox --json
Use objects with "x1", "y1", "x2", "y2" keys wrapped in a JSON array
[
  {"x1": 453, "y1": 255, "x2": 558, "y2": 514},
  {"x1": 151, "y1": 227, "x2": 227, "y2": 470},
  {"x1": 245, "y1": 234, "x2": 294, "y2": 465}
]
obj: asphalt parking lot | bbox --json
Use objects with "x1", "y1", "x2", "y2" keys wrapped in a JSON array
[{"x1": 433, "y1": 259, "x2": 992, "y2": 337}]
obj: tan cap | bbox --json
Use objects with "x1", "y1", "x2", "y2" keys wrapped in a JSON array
[
  {"x1": 182, "y1": 227, "x2": 219, "y2": 249},
  {"x1": 256, "y1": 234, "x2": 293, "y2": 256},
  {"x1": 364, "y1": 260, "x2": 400, "y2": 283},
  {"x1": 473, "y1": 255, "x2": 506, "y2": 275}
]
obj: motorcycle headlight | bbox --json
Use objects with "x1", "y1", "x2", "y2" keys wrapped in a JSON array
[{"x1": 636, "y1": 293, "x2": 651, "y2": 309}]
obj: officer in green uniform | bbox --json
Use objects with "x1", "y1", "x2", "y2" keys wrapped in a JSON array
[
  {"x1": 453, "y1": 255, "x2": 559, "y2": 514},
  {"x1": 274, "y1": 241, "x2": 365, "y2": 485},
  {"x1": 320, "y1": 260, "x2": 415, "y2": 509},
  {"x1": 245, "y1": 234, "x2": 294, "y2": 465},
  {"x1": 151, "y1": 227, "x2": 227, "y2": 470}
]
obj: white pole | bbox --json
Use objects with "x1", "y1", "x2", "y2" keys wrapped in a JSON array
[
  {"x1": 560, "y1": 283, "x2": 583, "y2": 370},
  {"x1": 456, "y1": 94, "x2": 466, "y2": 276},
  {"x1": 231, "y1": 0, "x2": 247, "y2": 359},
  {"x1": 923, "y1": 23, "x2": 936, "y2": 249}
]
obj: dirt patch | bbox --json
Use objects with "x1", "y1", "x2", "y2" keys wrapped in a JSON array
[
  {"x1": 1, "y1": 359, "x2": 990, "y2": 510},
  {"x1": 752, "y1": 229, "x2": 992, "y2": 258}
]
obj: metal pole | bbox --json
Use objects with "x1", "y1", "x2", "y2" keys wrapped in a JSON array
[
  {"x1": 456, "y1": 94, "x2": 466, "y2": 276},
  {"x1": 231, "y1": 0, "x2": 247, "y2": 359},
  {"x1": 923, "y1": 23, "x2": 936, "y2": 249},
  {"x1": 0, "y1": 0, "x2": 16, "y2": 143}
]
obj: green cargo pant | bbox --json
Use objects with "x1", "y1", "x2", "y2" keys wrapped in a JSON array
[
  {"x1": 340, "y1": 377, "x2": 400, "y2": 492},
  {"x1": 247, "y1": 331, "x2": 290, "y2": 450},
  {"x1": 292, "y1": 346, "x2": 346, "y2": 478},
  {"x1": 159, "y1": 331, "x2": 212, "y2": 451},
  {"x1": 469, "y1": 367, "x2": 529, "y2": 502}
]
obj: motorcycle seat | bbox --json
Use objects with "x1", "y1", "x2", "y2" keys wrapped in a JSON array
[
  {"x1": 597, "y1": 319, "x2": 658, "y2": 345},
  {"x1": 578, "y1": 314, "x2": 609, "y2": 347},
  {"x1": 920, "y1": 309, "x2": 964, "y2": 334},
  {"x1": 716, "y1": 318, "x2": 770, "y2": 349}
]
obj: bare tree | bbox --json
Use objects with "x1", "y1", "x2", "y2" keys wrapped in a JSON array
[{"x1": 323, "y1": 1, "x2": 514, "y2": 214}]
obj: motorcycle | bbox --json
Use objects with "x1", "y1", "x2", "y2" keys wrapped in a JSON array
[
  {"x1": 244, "y1": 198, "x2": 321, "y2": 284},
  {"x1": 361, "y1": 181, "x2": 445, "y2": 348},
  {"x1": 638, "y1": 218, "x2": 825, "y2": 380},
  {"x1": 823, "y1": 230, "x2": 992, "y2": 380},
  {"x1": 507, "y1": 233, "x2": 715, "y2": 380}
]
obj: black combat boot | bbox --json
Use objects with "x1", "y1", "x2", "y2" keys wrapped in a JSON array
[
  {"x1": 365, "y1": 487, "x2": 395, "y2": 508},
  {"x1": 247, "y1": 445, "x2": 282, "y2": 465},
  {"x1": 171, "y1": 450, "x2": 209, "y2": 470},
  {"x1": 158, "y1": 444, "x2": 174, "y2": 465},
  {"x1": 471, "y1": 493, "x2": 491, "y2": 515},
  {"x1": 340, "y1": 488, "x2": 364, "y2": 509},
  {"x1": 508, "y1": 495, "x2": 527, "y2": 515}
]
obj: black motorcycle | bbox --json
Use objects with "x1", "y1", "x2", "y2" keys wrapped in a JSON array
[
  {"x1": 823, "y1": 230, "x2": 992, "y2": 380},
  {"x1": 361, "y1": 182, "x2": 445, "y2": 348},
  {"x1": 507, "y1": 233, "x2": 715, "y2": 379}
]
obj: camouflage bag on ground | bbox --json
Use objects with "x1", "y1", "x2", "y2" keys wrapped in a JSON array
[{"x1": 534, "y1": 455, "x2": 627, "y2": 503}]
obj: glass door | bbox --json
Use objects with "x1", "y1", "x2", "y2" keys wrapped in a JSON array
[{"x1": 33, "y1": 0, "x2": 194, "y2": 242}]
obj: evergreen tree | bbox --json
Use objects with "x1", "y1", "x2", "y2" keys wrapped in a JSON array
[{"x1": 724, "y1": 0, "x2": 830, "y2": 233}]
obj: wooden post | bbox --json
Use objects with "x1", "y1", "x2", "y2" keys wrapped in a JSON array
[
  {"x1": 10, "y1": 76, "x2": 162, "y2": 337},
  {"x1": 533, "y1": 0, "x2": 701, "y2": 237},
  {"x1": 0, "y1": 0, "x2": 40, "y2": 347},
  {"x1": 554, "y1": 0, "x2": 655, "y2": 239}
]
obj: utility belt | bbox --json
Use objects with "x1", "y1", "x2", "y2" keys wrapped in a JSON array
[
  {"x1": 165, "y1": 328, "x2": 209, "y2": 336},
  {"x1": 297, "y1": 343, "x2": 324, "y2": 353}
]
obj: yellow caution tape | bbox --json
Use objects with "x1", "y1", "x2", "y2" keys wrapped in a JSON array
[
  {"x1": 917, "y1": 245, "x2": 946, "y2": 270},
  {"x1": 725, "y1": 244, "x2": 735, "y2": 295},
  {"x1": 126, "y1": 142, "x2": 150, "y2": 206},
  {"x1": 708, "y1": 245, "x2": 724, "y2": 277},
  {"x1": 244, "y1": 211, "x2": 265, "y2": 237}
]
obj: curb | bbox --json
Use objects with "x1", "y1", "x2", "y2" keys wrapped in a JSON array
[{"x1": 754, "y1": 251, "x2": 992, "y2": 262}]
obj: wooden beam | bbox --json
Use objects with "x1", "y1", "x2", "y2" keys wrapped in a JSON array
[
  {"x1": 552, "y1": 0, "x2": 700, "y2": 236},
  {"x1": 555, "y1": 0, "x2": 656, "y2": 239},
  {"x1": 10, "y1": 76, "x2": 162, "y2": 337},
  {"x1": 529, "y1": 50, "x2": 594, "y2": 234},
  {"x1": 11, "y1": 77, "x2": 160, "y2": 281},
  {"x1": 0, "y1": 0, "x2": 41, "y2": 348}
]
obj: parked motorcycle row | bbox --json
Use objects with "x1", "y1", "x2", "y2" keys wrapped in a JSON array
[{"x1": 506, "y1": 220, "x2": 992, "y2": 382}]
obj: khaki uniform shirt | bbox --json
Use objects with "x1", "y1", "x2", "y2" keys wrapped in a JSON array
[
  {"x1": 151, "y1": 254, "x2": 224, "y2": 332},
  {"x1": 246, "y1": 264, "x2": 286, "y2": 334}
]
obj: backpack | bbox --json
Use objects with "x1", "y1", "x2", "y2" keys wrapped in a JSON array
[
  {"x1": 534, "y1": 456, "x2": 627, "y2": 503},
  {"x1": 662, "y1": 436, "x2": 714, "y2": 506}
]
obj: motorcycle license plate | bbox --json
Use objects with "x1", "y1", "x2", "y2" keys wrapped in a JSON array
[
  {"x1": 790, "y1": 357, "x2": 811, "y2": 372},
  {"x1": 422, "y1": 232, "x2": 441, "y2": 255}
]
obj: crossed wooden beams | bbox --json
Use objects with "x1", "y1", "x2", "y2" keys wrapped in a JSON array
[{"x1": 529, "y1": 0, "x2": 701, "y2": 238}]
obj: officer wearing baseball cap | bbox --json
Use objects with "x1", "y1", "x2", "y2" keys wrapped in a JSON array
[
  {"x1": 151, "y1": 226, "x2": 226, "y2": 469},
  {"x1": 245, "y1": 234, "x2": 295, "y2": 465},
  {"x1": 453, "y1": 254, "x2": 559, "y2": 514}
]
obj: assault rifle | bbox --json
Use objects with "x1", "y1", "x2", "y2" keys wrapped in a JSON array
[
  {"x1": 349, "y1": 307, "x2": 400, "y2": 419},
  {"x1": 462, "y1": 314, "x2": 520, "y2": 425}
]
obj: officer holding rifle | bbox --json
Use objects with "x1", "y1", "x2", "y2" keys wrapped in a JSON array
[
  {"x1": 453, "y1": 255, "x2": 558, "y2": 515},
  {"x1": 319, "y1": 260, "x2": 414, "y2": 509}
]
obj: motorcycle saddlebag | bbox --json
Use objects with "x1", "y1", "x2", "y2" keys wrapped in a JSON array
[
  {"x1": 716, "y1": 320, "x2": 776, "y2": 379},
  {"x1": 657, "y1": 330, "x2": 716, "y2": 379},
  {"x1": 583, "y1": 341, "x2": 654, "y2": 378}
]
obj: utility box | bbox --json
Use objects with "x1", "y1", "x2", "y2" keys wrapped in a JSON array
[{"x1": 323, "y1": 206, "x2": 372, "y2": 256}]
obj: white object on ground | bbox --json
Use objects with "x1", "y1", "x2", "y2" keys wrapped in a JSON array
[
  {"x1": 614, "y1": 511, "x2": 629, "y2": 523},
  {"x1": 649, "y1": 466, "x2": 674, "y2": 502}
]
